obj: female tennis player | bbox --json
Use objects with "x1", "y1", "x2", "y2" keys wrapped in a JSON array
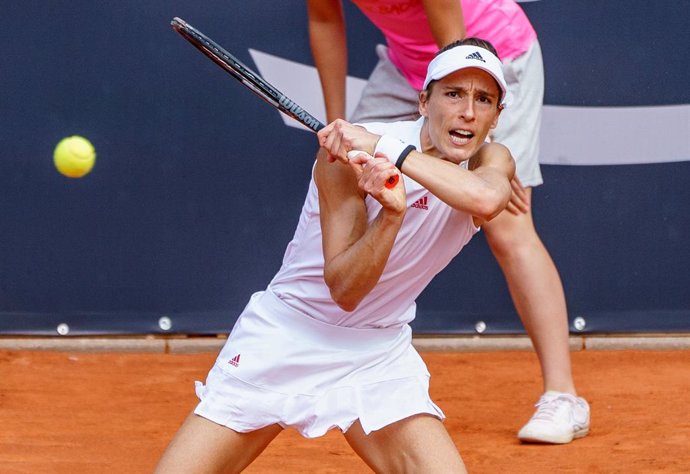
[{"x1": 155, "y1": 39, "x2": 513, "y2": 474}]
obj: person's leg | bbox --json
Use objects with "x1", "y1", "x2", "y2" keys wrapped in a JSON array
[
  {"x1": 489, "y1": 40, "x2": 586, "y2": 398},
  {"x1": 481, "y1": 193, "x2": 575, "y2": 395},
  {"x1": 343, "y1": 415, "x2": 466, "y2": 474},
  {"x1": 154, "y1": 412, "x2": 282, "y2": 474},
  {"x1": 482, "y1": 197, "x2": 590, "y2": 444}
]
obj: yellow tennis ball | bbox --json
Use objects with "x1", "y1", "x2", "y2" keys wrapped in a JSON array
[{"x1": 53, "y1": 135, "x2": 96, "y2": 178}]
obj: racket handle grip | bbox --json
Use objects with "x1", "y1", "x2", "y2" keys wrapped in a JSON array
[
  {"x1": 347, "y1": 150, "x2": 400, "y2": 189},
  {"x1": 385, "y1": 175, "x2": 399, "y2": 189}
]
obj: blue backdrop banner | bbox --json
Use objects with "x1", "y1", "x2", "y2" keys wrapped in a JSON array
[{"x1": 1, "y1": 1, "x2": 688, "y2": 336}]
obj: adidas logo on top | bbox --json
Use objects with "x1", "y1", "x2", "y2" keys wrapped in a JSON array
[
  {"x1": 465, "y1": 51, "x2": 486, "y2": 63},
  {"x1": 228, "y1": 354, "x2": 241, "y2": 367},
  {"x1": 412, "y1": 196, "x2": 429, "y2": 210}
]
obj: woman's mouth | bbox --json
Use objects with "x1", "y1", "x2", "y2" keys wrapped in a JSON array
[{"x1": 449, "y1": 129, "x2": 474, "y2": 145}]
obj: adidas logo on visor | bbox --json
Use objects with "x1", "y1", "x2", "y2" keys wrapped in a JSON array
[{"x1": 465, "y1": 51, "x2": 486, "y2": 63}]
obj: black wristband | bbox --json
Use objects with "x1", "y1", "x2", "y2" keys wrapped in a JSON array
[{"x1": 395, "y1": 145, "x2": 416, "y2": 171}]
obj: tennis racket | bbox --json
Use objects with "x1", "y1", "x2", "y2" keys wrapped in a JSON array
[{"x1": 170, "y1": 17, "x2": 398, "y2": 189}]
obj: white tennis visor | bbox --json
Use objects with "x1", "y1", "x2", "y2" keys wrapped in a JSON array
[{"x1": 423, "y1": 45, "x2": 510, "y2": 107}]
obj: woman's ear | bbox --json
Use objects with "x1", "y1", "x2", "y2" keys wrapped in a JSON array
[
  {"x1": 418, "y1": 90, "x2": 429, "y2": 117},
  {"x1": 490, "y1": 105, "x2": 503, "y2": 130}
]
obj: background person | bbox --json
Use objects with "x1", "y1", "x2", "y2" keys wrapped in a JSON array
[{"x1": 307, "y1": 0, "x2": 590, "y2": 444}]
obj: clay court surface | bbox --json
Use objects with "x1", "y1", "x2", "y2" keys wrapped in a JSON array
[{"x1": 1, "y1": 348, "x2": 688, "y2": 473}]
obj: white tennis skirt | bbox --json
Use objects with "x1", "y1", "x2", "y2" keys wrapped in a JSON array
[{"x1": 194, "y1": 290, "x2": 444, "y2": 438}]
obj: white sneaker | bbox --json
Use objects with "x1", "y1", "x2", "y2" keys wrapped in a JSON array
[{"x1": 517, "y1": 391, "x2": 590, "y2": 444}]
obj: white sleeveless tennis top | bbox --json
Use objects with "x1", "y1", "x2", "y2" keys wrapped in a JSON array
[{"x1": 268, "y1": 118, "x2": 478, "y2": 329}]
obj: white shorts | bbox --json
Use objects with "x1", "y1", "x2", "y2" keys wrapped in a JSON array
[
  {"x1": 194, "y1": 290, "x2": 444, "y2": 438},
  {"x1": 351, "y1": 42, "x2": 544, "y2": 187}
]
